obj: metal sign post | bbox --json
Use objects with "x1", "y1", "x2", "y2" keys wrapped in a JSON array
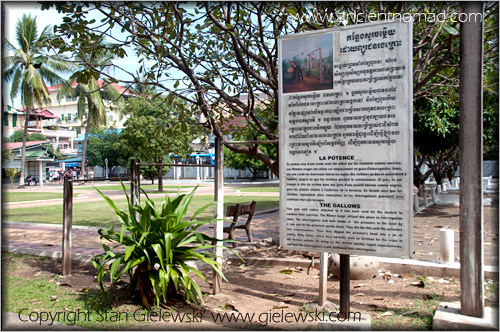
[{"x1": 339, "y1": 254, "x2": 350, "y2": 316}]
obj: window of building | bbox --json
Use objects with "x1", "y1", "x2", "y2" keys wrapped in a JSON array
[
  {"x1": 12, "y1": 114, "x2": 17, "y2": 127},
  {"x1": 76, "y1": 128, "x2": 81, "y2": 136},
  {"x1": 67, "y1": 113, "x2": 71, "y2": 121},
  {"x1": 4, "y1": 113, "x2": 8, "y2": 126},
  {"x1": 61, "y1": 114, "x2": 64, "y2": 121}
]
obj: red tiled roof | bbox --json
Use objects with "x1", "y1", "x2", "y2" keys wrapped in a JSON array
[
  {"x1": 3, "y1": 140, "x2": 50, "y2": 150},
  {"x1": 32, "y1": 109, "x2": 59, "y2": 119},
  {"x1": 221, "y1": 116, "x2": 248, "y2": 131}
]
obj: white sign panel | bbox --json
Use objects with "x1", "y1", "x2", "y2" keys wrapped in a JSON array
[{"x1": 279, "y1": 21, "x2": 413, "y2": 258}]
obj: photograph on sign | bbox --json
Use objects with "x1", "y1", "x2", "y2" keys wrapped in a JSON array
[
  {"x1": 281, "y1": 33, "x2": 334, "y2": 94},
  {"x1": 279, "y1": 20, "x2": 413, "y2": 258}
]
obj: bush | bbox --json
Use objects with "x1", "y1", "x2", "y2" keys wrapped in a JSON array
[{"x1": 92, "y1": 184, "x2": 235, "y2": 309}]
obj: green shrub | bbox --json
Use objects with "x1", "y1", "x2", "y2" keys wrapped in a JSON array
[{"x1": 92, "y1": 183, "x2": 234, "y2": 309}]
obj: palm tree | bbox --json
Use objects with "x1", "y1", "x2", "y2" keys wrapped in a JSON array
[
  {"x1": 4, "y1": 14, "x2": 75, "y2": 187},
  {"x1": 130, "y1": 71, "x2": 157, "y2": 97},
  {"x1": 57, "y1": 42, "x2": 124, "y2": 180}
]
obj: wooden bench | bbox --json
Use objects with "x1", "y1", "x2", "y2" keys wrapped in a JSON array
[{"x1": 224, "y1": 201, "x2": 256, "y2": 248}]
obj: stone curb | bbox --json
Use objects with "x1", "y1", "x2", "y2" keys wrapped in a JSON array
[
  {"x1": 2, "y1": 245, "x2": 95, "y2": 264},
  {"x1": 433, "y1": 302, "x2": 499, "y2": 330},
  {"x1": 1, "y1": 311, "x2": 89, "y2": 330},
  {"x1": 224, "y1": 255, "x2": 499, "y2": 280},
  {"x1": 2, "y1": 221, "x2": 104, "y2": 231}
]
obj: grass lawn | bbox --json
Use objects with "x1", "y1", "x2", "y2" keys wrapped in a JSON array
[
  {"x1": 1, "y1": 192, "x2": 74, "y2": 203},
  {"x1": 3, "y1": 195, "x2": 279, "y2": 228},
  {"x1": 2, "y1": 253, "x2": 150, "y2": 330},
  {"x1": 233, "y1": 187, "x2": 279, "y2": 193}
]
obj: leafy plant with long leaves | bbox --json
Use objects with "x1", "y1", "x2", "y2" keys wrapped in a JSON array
[{"x1": 92, "y1": 184, "x2": 234, "y2": 309}]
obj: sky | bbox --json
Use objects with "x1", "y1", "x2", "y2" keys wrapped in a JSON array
[{"x1": 3, "y1": 2, "x2": 142, "y2": 109}]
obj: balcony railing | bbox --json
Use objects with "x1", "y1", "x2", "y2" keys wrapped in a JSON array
[
  {"x1": 64, "y1": 119, "x2": 81, "y2": 125},
  {"x1": 61, "y1": 148, "x2": 78, "y2": 155},
  {"x1": 27, "y1": 128, "x2": 77, "y2": 138},
  {"x1": 28, "y1": 119, "x2": 60, "y2": 128}
]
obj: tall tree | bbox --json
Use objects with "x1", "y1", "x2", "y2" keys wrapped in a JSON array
[
  {"x1": 57, "y1": 41, "x2": 124, "y2": 180},
  {"x1": 413, "y1": 96, "x2": 460, "y2": 191},
  {"x1": 44, "y1": 2, "x2": 499, "y2": 178},
  {"x1": 85, "y1": 127, "x2": 128, "y2": 169},
  {"x1": 7, "y1": 130, "x2": 48, "y2": 142},
  {"x1": 118, "y1": 96, "x2": 195, "y2": 191},
  {"x1": 3, "y1": 14, "x2": 74, "y2": 187}
]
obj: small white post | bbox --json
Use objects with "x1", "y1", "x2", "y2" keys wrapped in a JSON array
[
  {"x1": 196, "y1": 154, "x2": 200, "y2": 181},
  {"x1": 39, "y1": 161, "x2": 44, "y2": 187},
  {"x1": 431, "y1": 187, "x2": 436, "y2": 202},
  {"x1": 437, "y1": 184, "x2": 442, "y2": 194},
  {"x1": 439, "y1": 229, "x2": 455, "y2": 265},
  {"x1": 413, "y1": 193, "x2": 419, "y2": 213}
]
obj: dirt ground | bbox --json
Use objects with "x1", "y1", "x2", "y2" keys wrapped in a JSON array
[
  {"x1": 283, "y1": 76, "x2": 334, "y2": 94},
  {"x1": 2, "y1": 193, "x2": 498, "y2": 330},
  {"x1": 2, "y1": 248, "x2": 498, "y2": 330}
]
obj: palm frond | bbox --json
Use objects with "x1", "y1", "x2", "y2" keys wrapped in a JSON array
[
  {"x1": 56, "y1": 79, "x2": 77, "y2": 102},
  {"x1": 17, "y1": 14, "x2": 39, "y2": 53},
  {"x1": 9, "y1": 69, "x2": 23, "y2": 103}
]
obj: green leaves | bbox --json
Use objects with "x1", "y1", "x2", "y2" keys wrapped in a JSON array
[
  {"x1": 118, "y1": 95, "x2": 195, "y2": 181},
  {"x1": 442, "y1": 25, "x2": 458, "y2": 36},
  {"x1": 92, "y1": 184, "x2": 233, "y2": 307}
]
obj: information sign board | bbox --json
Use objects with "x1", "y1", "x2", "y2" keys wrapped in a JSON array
[{"x1": 279, "y1": 20, "x2": 413, "y2": 258}]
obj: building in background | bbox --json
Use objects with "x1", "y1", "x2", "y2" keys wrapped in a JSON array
[
  {"x1": 2, "y1": 140, "x2": 56, "y2": 186},
  {"x1": 3, "y1": 105, "x2": 26, "y2": 138},
  {"x1": 3, "y1": 105, "x2": 77, "y2": 155},
  {"x1": 45, "y1": 80, "x2": 135, "y2": 137}
]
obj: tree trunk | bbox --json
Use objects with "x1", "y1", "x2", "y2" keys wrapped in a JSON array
[
  {"x1": 136, "y1": 263, "x2": 156, "y2": 310},
  {"x1": 80, "y1": 118, "x2": 92, "y2": 180},
  {"x1": 135, "y1": 262, "x2": 176, "y2": 309},
  {"x1": 434, "y1": 173, "x2": 444, "y2": 186},
  {"x1": 250, "y1": 169, "x2": 259, "y2": 181},
  {"x1": 17, "y1": 113, "x2": 30, "y2": 188}
]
